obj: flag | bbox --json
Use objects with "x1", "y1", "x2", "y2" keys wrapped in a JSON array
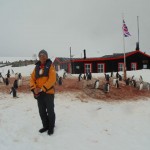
[{"x1": 122, "y1": 20, "x2": 131, "y2": 37}]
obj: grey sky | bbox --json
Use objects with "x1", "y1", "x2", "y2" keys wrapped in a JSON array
[{"x1": 0, "y1": 0, "x2": 150, "y2": 58}]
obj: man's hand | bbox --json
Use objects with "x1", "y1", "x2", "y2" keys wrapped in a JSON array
[{"x1": 34, "y1": 88, "x2": 42, "y2": 94}]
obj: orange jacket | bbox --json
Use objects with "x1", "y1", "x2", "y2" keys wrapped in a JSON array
[{"x1": 30, "y1": 60, "x2": 56, "y2": 94}]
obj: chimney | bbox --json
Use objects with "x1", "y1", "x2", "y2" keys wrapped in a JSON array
[
  {"x1": 83, "y1": 49, "x2": 86, "y2": 59},
  {"x1": 135, "y1": 42, "x2": 140, "y2": 51}
]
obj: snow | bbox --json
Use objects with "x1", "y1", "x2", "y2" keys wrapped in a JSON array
[
  {"x1": 0, "y1": 93, "x2": 150, "y2": 150},
  {"x1": 0, "y1": 62, "x2": 150, "y2": 150},
  {"x1": 0, "y1": 65, "x2": 35, "y2": 77},
  {"x1": 57, "y1": 69, "x2": 67, "y2": 77},
  {"x1": 72, "y1": 69, "x2": 150, "y2": 83}
]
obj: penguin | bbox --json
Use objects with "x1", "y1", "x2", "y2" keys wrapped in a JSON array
[
  {"x1": 94, "y1": 80, "x2": 100, "y2": 89},
  {"x1": 105, "y1": 74, "x2": 110, "y2": 82},
  {"x1": 132, "y1": 80, "x2": 136, "y2": 88},
  {"x1": 10, "y1": 87, "x2": 17, "y2": 98},
  {"x1": 115, "y1": 79, "x2": 119, "y2": 88},
  {"x1": 126, "y1": 78, "x2": 130, "y2": 85},
  {"x1": 18, "y1": 79, "x2": 22, "y2": 87},
  {"x1": 113, "y1": 78, "x2": 117, "y2": 86},
  {"x1": 103, "y1": 83, "x2": 110, "y2": 93},
  {"x1": 58, "y1": 77, "x2": 63, "y2": 85},
  {"x1": 0, "y1": 77, "x2": 3, "y2": 83},
  {"x1": 139, "y1": 82, "x2": 143, "y2": 90},
  {"x1": 13, "y1": 79, "x2": 18, "y2": 89},
  {"x1": 78, "y1": 73, "x2": 82, "y2": 81},
  {"x1": 5, "y1": 78, "x2": 9, "y2": 86}
]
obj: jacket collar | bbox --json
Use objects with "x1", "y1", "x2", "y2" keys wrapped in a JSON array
[{"x1": 35, "y1": 59, "x2": 52, "y2": 66}]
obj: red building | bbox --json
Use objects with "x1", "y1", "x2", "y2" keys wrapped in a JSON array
[{"x1": 53, "y1": 50, "x2": 150, "y2": 74}]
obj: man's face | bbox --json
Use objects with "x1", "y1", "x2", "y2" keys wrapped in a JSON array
[{"x1": 39, "y1": 53, "x2": 47, "y2": 64}]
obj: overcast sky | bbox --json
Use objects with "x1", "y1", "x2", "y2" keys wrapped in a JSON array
[{"x1": 0, "y1": 0, "x2": 150, "y2": 58}]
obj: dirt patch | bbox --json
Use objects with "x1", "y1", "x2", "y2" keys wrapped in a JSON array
[{"x1": 0, "y1": 76, "x2": 150, "y2": 101}]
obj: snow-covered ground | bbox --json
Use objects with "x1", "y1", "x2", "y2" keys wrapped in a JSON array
[
  {"x1": 0, "y1": 65, "x2": 35, "y2": 77},
  {"x1": 0, "y1": 63, "x2": 150, "y2": 150},
  {"x1": 0, "y1": 92, "x2": 150, "y2": 150},
  {"x1": 1, "y1": 64, "x2": 150, "y2": 83}
]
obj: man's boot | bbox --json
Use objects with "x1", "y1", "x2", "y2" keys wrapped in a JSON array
[{"x1": 39, "y1": 127, "x2": 49, "y2": 133}]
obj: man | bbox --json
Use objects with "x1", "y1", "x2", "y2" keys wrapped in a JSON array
[{"x1": 30, "y1": 49, "x2": 56, "y2": 135}]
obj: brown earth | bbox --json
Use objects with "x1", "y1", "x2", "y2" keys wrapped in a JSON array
[{"x1": 0, "y1": 76, "x2": 150, "y2": 101}]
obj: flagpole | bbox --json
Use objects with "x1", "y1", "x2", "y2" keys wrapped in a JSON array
[
  {"x1": 70, "y1": 47, "x2": 72, "y2": 74},
  {"x1": 137, "y1": 16, "x2": 140, "y2": 50},
  {"x1": 122, "y1": 15, "x2": 127, "y2": 80},
  {"x1": 123, "y1": 31, "x2": 127, "y2": 80}
]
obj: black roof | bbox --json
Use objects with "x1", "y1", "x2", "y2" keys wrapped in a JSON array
[
  {"x1": 55, "y1": 51, "x2": 136, "y2": 62},
  {"x1": 101, "y1": 52, "x2": 131, "y2": 58},
  {"x1": 55, "y1": 57, "x2": 82, "y2": 62}
]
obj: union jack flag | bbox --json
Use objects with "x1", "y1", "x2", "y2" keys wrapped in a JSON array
[{"x1": 122, "y1": 20, "x2": 131, "y2": 37}]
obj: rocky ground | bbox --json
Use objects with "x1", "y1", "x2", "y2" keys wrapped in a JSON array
[{"x1": 0, "y1": 75, "x2": 150, "y2": 101}]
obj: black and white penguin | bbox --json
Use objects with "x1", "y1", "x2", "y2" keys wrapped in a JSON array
[
  {"x1": 18, "y1": 78, "x2": 22, "y2": 87},
  {"x1": 10, "y1": 87, "x2": 17, "y2": 98},
  {"x1": 78, "y1": 73, "x2": 82, "y2": 81},
  {"x1": 58, "y1": 77, "x2": 63, "y2": 85},
  {"x1": 113, "y1": 78, "x2": 119, "y2": 88},
  {"x1": 103, "y1": 83, "x2": 110, "y2": 93},
  {"x1": 105, "y1": 74, "x2": 110, "y2": 82},
  {"x1": 5, "y1": 77, "x2": 9, "y2": 86},
  {"x1": 115, "y1": 79, "x2": 119, "y2": 88},
  {"x1": 13, "y1": 79, "x2": 18, "y2": 89},
  {"x1": 126, "y1": 78, "x2": 130, "y2": 85},
  {"x1": 0, "y1": 76, "x2": 3, "y2": 83},
  {"x1": 139, "y1": 82, "x2": 143, "y2": 90},
  {"x1": 94, "y1": 80, "x2": 100, "y2": 89}
]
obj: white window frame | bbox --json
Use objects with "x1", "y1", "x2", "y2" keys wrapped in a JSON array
[
  {"x1": 84, "y1": 63, "x2": 92, "y2": 73},
  {"x1": 143, "y1": 64, "x2": 147, "y2": 69},
  {"x1": 131, "y1": 63, "x2": 137, "y2": 70},
  {"x1": 118, "y1": 63, "x2": 124, "y2": 72},
  {"x1": 97, "y1": 63, "x2": 105, "y2": 73}
]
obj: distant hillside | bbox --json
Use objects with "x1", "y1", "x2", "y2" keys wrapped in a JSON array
[
  {"x1": 0, "y1": 57, "x2": 37, "y2": 67},
  {"x1": 0, "y1": 57, "x2": 34, "y2": 62}
]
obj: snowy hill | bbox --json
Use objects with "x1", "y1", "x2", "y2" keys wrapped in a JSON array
[{"x1": 0, "y1": 57, "x2": 33, "y2": 63}]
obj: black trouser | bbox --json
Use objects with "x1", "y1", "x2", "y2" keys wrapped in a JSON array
[
  {"x1": 13, "y1": 91, "x2": 16, "y2": 97},
  {"x1": 37, "y1": 93, "x2": 55, "y2": 129}
]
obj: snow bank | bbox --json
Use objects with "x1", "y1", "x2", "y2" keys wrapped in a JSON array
[{"x1": 0, "y1": 93, "x2": 150, "y2": 150}]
